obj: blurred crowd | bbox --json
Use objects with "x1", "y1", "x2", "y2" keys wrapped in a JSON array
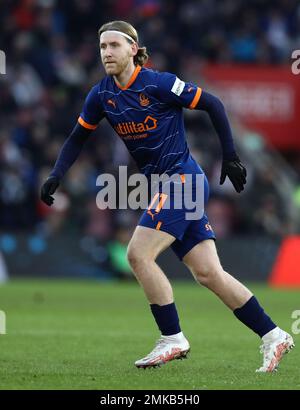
[{"x1": 0, "y1": 0, "x2": 300, "y2": 277}]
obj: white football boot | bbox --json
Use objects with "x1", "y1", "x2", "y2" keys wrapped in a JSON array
[
  {"x1": 135, "y1": 332, "x2": 190, "y2": 369},
  {"x1": 256, "y1": 327, "x2": 295, "y2": 373}
]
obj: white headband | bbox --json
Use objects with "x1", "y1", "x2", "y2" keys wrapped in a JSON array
[{"x1": 101, "y1": 30, "x2": 136, "y2": 43}]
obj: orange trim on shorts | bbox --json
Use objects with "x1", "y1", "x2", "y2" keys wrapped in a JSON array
[
  {"x1": 78, "y1": 116, "x2": 98, "y2": 130},
  {"x1": 189, "y1": 87, "x2": 202, "y2": 109},
  {"x1": 115, "y1": 65, "x2": 142, "y2": 90},
  {"x1": 155, "y1": 193, "x2": 168, "y2": 213},
  {"x1": 147, "y1": 192, "x2": 160, "y2": 211},
  {"x1": 180, "y1": 174, "x2": 186, "y2": 183},
  {"x1": 156, "y1": 221, "x2": 162, "y2": 230}
]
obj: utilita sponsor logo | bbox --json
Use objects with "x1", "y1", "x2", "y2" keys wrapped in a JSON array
[{"x1": 114, "y1": 115, "x2": 158, "y2": 136}]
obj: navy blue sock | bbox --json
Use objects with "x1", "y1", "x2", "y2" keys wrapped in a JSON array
[
  {"x1": 233, "y1": 296, "x2": 277, "y2": 338},
  {"x1": 150, "y1": 302, "x2": 181, "y2": 336}
]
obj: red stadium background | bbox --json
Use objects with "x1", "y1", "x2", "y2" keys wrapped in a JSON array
[{"x1": 202, "y1": 64, "x2": 300, "y2": 149}]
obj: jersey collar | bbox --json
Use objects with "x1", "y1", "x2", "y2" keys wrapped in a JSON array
[{"x1": 114, "y1": 65, "x2": 141, "y2": 90}]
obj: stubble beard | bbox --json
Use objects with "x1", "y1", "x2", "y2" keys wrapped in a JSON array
[{"x1": 104, "y1": 54, "x2": 131, "y2": 76}]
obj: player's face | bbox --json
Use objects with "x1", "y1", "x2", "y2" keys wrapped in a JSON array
[{"x1": 100, "y1": 32, "x2": 135, "y2": 76}]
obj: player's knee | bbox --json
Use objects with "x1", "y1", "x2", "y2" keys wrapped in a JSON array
[
  {"x1": 194, "y1": 265, "x2": 222, "y2": 286},
  {"x1": 127, "y1": 246, "x2": 138, "y2": 268},
  {"x1": 127, "y1": 246, "x2": 149, "y2": 270}
]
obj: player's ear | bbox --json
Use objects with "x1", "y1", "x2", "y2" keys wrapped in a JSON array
[{"x1": 131, "y1": 42, "x2": 138, "y2": 57}]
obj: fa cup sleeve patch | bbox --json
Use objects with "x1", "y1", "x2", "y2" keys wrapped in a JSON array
[{"x1": 171, "y1": 77, "x2": 185, "y2": 96}]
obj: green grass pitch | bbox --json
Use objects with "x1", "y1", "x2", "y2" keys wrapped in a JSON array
[{"x1": 0, "y1": 279, "x2": 299, "y2": 390}]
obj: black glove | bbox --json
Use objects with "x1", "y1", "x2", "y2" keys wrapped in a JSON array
[
  {"x1": 41, "y1": 176, "x2": 60, "y2": 206},
  {"x1": 220, "y1": 157, "x2": 247, "y2": 193}
]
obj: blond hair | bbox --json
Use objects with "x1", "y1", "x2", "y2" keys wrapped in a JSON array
[{"x1": 98, "y1": 20, "x2": 149, "y2": 67}]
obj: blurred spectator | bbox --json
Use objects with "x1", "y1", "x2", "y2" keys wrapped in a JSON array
[{"x1": 107, "y1": 226, "x2": 133, "y2": 279}]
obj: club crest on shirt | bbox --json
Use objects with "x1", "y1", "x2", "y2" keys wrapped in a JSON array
[{"x1": 139, "y1": 93, "x2": 150, "y2": 106}]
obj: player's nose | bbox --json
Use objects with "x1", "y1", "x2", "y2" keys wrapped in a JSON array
[{"x1": 103, "y1": 46, "x2": 113, "y2": 57}]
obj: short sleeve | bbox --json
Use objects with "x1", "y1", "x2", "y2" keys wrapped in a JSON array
[
  {"x1": 78, "y1": 85, "x2": 105, "y2": 130},
  {"x1": 155, "y1": 72, "x2": 202, "y2": 109}
]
